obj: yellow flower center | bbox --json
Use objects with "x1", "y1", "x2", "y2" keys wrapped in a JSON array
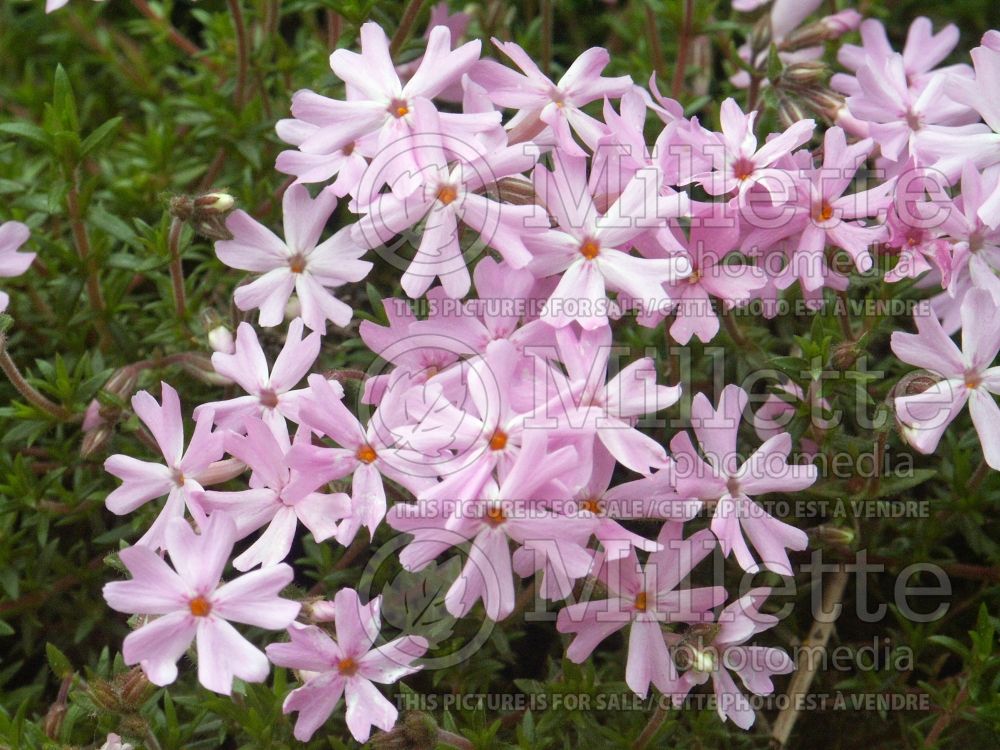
[{"x1": 634, "y1": 591, "x2": 648, "y2": 612}]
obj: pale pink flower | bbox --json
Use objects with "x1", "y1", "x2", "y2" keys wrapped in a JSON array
[
  {"x1": 547, "y1": 324, "x2": 681, "y2": 474},
  {"x1": 671, "y1": 385, "x2": 816, "y2": 575},
  {"x1": 389, "y1": 428, "x2": 591, "y2": 619},
  {"x1": 351, "y1": 100, "x2": 539, "y2": 298},
  {"x1": 556, "y1": 522, "x2": 725, "y2": 699},
  {"x1": 194, "y1": 318, "x2": 320, "y2": 435},
  {"x1": 568, "y1": 445, "x2": 701, "y2": 559},
  {"x1": 741, "y1": 126, "x2": 889, "y2": 288},
  {"x1": 527, "y1": 155, "x2": 690, "y2": 330},
  {"x1": 671, "y1": 588, "x2": 794, "y2": 729},
  {"x1": 265, "y1": 588, "x2": 427, "y2": 743},
  {"x1": 198, "y1": 418, "x2": 350, "y2": 570},
  {"x1": 892, "y1": 289, "x2": 1000, "y2": 468},
  {"x1": 656, "y1": 203, "x2": 766, "y2": 343},
  {"x1": 103, "y1": 514, "x2": 300, "y2": 694},
  {"x1": 104, "y1": 383, "x2": 226, "y2": 550},
  {"x1": 286, "y1": 374, "x2": 437, "y2": 544},
  {"x1": 683, "y1": 98, "x2": 814, "y2": 200},
  {"x1": 0, "y1": 221, "x2": 34, "y2": 313},
  {"x1": 471, "y1": 42, "x2": 632, "y2": 155},
  {"x1": 215, "y1": 184, "x2": 372, "y2": 332},
  {"x1": 288, "y1": 22, "x2": 495, "y2": 194}
]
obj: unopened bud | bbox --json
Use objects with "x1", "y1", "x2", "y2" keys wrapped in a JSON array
[
  {"x1": 749, "y1": 15, "x2": 772, "y2": 59},
  {"x1": 371, "y1": 711, "x2": 438, "y2": 750},
  {"x1": 104, "y1": 367, "x2": 140, "y2": 400},
  {"x1": 100, "y1": 733, "x2": 135, "y2": 750},
  {"x1": 118, "y1": 667, "x2": 154, "y2": 709},
  {"x1": 831, "y1": 341, "x2": 860, "y2": 370},
  {"x1": 821, "y1": 10, "x2": 862, "y2": 36},
  {"x1": 208, "y1": 325, "x2": 235, "y2": 354},
  {"x1": 778, "y1": 61, "x2": 828, "y2": 89},
  {"x1": 89, "y1": 678, "x2": 121, "y2": 712},
  {"x1": 798, "y1": 87, "x2": 846, "y2": 122},
  {"x1": 193, "y1": 191, "x2": 236, "y2": 214},
  {"x1": 808, "y1": 524, "x2": 856, "y2": 548},
  {"x1": 776, "y1": 94, "x2": 810, "y2": 130}
]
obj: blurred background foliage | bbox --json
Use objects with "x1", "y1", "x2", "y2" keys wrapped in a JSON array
[{"x1": 0, "y1": 0, "x2": 999, "y2": 748}]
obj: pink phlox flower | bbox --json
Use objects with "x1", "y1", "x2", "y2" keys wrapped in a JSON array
[
  {"x1": 683, "y1": 98, "x2": 815, "y2": 201},
  {"x1": 834, "y1": 17, "x2": 972, "y2": 99},
  {"x1": 571, "y1": 445, "x2": 701, "y2": 559},
  {"x1": 671, "y1": 587, "x2": 794, "y2": 729},
  {"x1": 526, "y1": 154, "x2": 691, "y2": 330},
  {"x1": 672, "y1": 385, "x2": 815, "y2": 575},
  {"x1": 556, "y1": 522, "x2": 725, "y2": 699},
  {"x1": 265, "y1": 588, "x2": 427, "y2": 742},
  {"x1": 351, "y1": 99, "x2": 540, "y2": 298},
  {"x1": 358, "y1": 293, "x2": 464, "y2": 405},
  {"x1": 545, "y1": 324, "x2": 681, "y2": 474},
  {"x1": 658, "y1": 202, "x2": 767, "y2": 342},
  {"x1": 193, "y1": 318, "x2": 321, "y2": 435},
  {"x1": 289, "y1": 22, "x2": 495, "y2": 196},
  {"x1": 396, "y1": 2, "x2": 473, "y2": 103},
  {"x1": 0, "y1": 221, "x2": 34, "y2": 313},
  {"x1": 215, "y1": 183, "x2": 372, "y2": 332},
  {"x1": 286, "y1": 374, "x2": 438, "y2": 545},
  {"x1": 198, "y1": 418, "x2": 350, "y2": 570},
  {"x1": 104, "y1": 382, "x2": 225, "y2": 550},
  {"x1": 102, "y1": 513, "x2": 300, "y2": 694},
  {"x1": 742, "y1": 127, "x2": 888, "y2": 288},
  {"x1": 891, "y1": 288, "x2": 1000, "y2": 468},
  {"x1": 274, "y1": 116, "x2": 372, "y2": 197},
  {"x1": 471, "y1": 41, "x2": 632, "y2": 156},
  {"x1": 844, "y1": 53, "x2": 985, "y2": 175}
]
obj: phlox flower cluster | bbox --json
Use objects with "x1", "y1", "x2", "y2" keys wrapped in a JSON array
[{"x1": 68, "y1": 3, "x2": 1000, "y2": 742}]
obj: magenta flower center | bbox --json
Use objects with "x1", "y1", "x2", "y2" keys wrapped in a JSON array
[
  {"x1": 258, "y1": 389, "x2": 279, "y2": 408},
  {"x1": 732, "y1": 157, "x2": 755, "y2": 182},
  {"x1": 965, "y1": 370, "x2": 982, "y2": 389}
]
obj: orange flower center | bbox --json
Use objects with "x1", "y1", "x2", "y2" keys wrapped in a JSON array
[
  {"x1": 634, "y1": 591, "x2": 648, "y2": 612},
  {"x1": 189, "y1": 596, "x2": 212, "y2": 617},
  {"x1": 337, "y1": 657, "x2": 358, "y2": 676},
  {"x1": 965, "y1": 370, "x2": 982, "y2": 390},
  {"x1": 580, "y1": 497, "x2": 602, "y2": 515},
  {"x1": 579, "y1": 238, "x2": 600, "y2": 260},
  {"x1": 389, "y1": 99, "x2": 410, "y2": 118},
  {"x1": 356, "y1": 445, "x2": 378, "y2": 464},
  {"x1": 288, "y1": 253, "x2": 307, "y2": 274},
  {"x1": 485, "y1": 505, "x2": 506, "y2": 526},
  {"x1": 488, "y1": 430, "x2": 508, "y2": 451},
  {"x1": 815, "y1": 201, "x2": 834, "y2": 222},
  {"x1": 437, "y1": 185, "x2": 458, "y2": 205}
]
